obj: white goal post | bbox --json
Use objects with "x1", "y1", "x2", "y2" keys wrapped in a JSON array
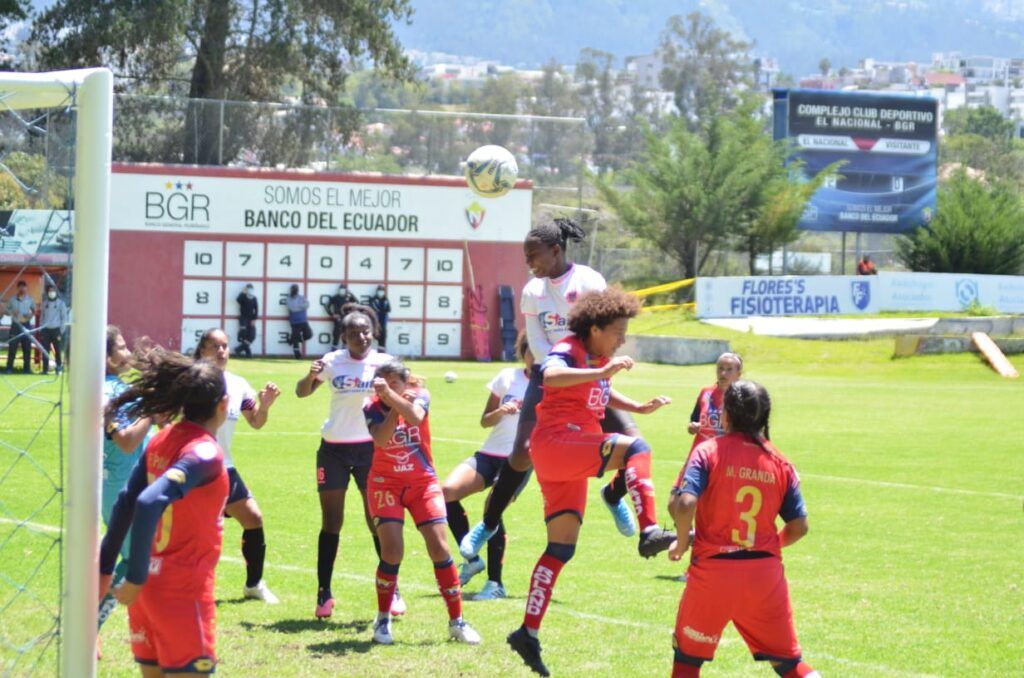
[{"x1": 0, "y1": 67, "x2": 112, "y2": 678}]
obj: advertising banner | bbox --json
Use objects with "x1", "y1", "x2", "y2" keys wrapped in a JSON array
[
  {"x1": 109, "y1": 164, "x2": 531, "y2": 243},
  {"x1": 775, "y1": 89, "x2": 938, "y2": 234},
  {"x1": 0, "y1": 210, "x2": 72, "y2": 264},
  {"x1": 697, "y1": 273, "x2": 1024, "y2": 317}
]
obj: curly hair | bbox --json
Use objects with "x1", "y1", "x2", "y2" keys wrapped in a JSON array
[
  {"x1": 107, "y1": 348, "x2": 226, "y2": 423},
  {"x1": 567, "y1": 286, "x2": 641, "y2": 338}
]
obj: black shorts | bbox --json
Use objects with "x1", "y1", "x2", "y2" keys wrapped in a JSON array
[
  {"x1": 224, "y1": 467, "x2": 253, "y2": 513},
  {"x1": 465, "y1": 451, "x2": 532, "y2": 496},
  {"x1": 518, "y1": 364, "x2": 545, "y2": 425},
  {"x1": 317, "y1": 439, "x2": 373, "y2": 492},
  {"x1": 601, "y1": 407, "x2": 638, "y2": 435}
]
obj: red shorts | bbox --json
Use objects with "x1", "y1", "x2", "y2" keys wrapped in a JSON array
[
  {"x1": 531, "y1": 423, "x2": 620, "y2": 522},
  {"x1": 368, "y1": 477, "x2": 447, "y2": 527},
  {"x1": 674, "y1": 556, "x2": 801, "y2": 663},
  {"x1": 128, "y1": 585, "x2": 217, "y2": 673}
]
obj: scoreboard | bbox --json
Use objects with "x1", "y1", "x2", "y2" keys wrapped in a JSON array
[{"x1": 107, "y1": 164, "x2": 532, "y2": 358}]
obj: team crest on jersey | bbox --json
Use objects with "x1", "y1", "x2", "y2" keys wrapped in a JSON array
[
  {"x1": 566, "y1": 290, "x2": 578, "y2": 303},
  {"x1": 193, "y1": 441, "x2": 219, "y2": 461}
]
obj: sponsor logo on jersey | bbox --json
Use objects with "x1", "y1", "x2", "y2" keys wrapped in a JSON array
[
  {"x1": 149, "y1": 557, "x2": 163, "y2": 575},
  {"x1": 538, "y1": 311, "x2": 568, "y2": 332},
  {"x1": 331, "y1": 374, "x2": 374, "y2": 391}
]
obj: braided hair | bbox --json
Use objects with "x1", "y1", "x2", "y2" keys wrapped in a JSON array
[
  {"x1": 723, "y1": 380, "x2": 773, "y2": 448},
  {"x1": 107, "y1": 348, "x2": 226, "y2": 423},
  {"x1": 526, "y1": 217, "x2": 587, "y2": 251}
]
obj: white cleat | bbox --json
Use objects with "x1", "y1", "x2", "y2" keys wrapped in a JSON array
[
  {"x1": 373, "y1": 617, "x2": 394, "y2": 645},
  {"x1": 459, "y1": 557, "x2": 486, "y2": 586},
  {"x1": 390, "y1": 588, "x2": 407, "y2": 617},
  {"x1": 449, "y1": 618, "x2": 482, "y2": 645},
  {"x1": 242, "y1": 580, "x2": 280, "y2": 604}
]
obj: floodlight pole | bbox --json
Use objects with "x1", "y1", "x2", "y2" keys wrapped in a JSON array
[{"x1": 63, "y1": 67, "x2": 113, "y2": 678}]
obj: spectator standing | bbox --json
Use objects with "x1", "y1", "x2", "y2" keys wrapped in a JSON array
[
  {"x1": 369, "y1": 285, "x2": 391, "y2": 350},
  {"x1": 5, "y1": 280, "x2": 35, "y2": 374},
  {"x1": 39, "y1": 283, "x2": 68, "y2": 375},
  {"x1": 287, "y1": 284, "x2": 312, "y2": 359},
  {"x1": 326, "y1": 284, "x2": 358, "y2": 350},
  {"x1": 236, "y1": 284, "x2": 259, "y2": 358}
]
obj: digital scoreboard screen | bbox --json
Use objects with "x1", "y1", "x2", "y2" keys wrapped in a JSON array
[{"x1": 773, "y1": 89, "x2": 939, "y2": 234}]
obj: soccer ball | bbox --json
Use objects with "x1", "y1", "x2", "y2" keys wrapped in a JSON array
[
  {"x1": 464, "y1": 145, "x2": 518, "y2": 198},
  {"x1": 444, "y1": 371, "x2": 458, "y2": 383}
]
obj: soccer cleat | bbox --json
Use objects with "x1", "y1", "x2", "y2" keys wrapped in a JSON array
[
  {"x1": 373, "y1": 618, "x2": 394, "y2": 645},
  {"x1": 390, "y1": 587, "x2": 406, "y2": 617},
  {"x1": 459, "y1": 521, "x2": 499, "y2": 560},
  {"x1": 601, "y1": 486, "x2": 638, "y2": 537},
  {"x1": 459, "y1": 557, "x2": 486, "y2": 586},
  {"x1": 677, "y1": 572, "x2": 688, "y2": 583},
  {"x1": 243, "y1": 580, "x2": 280, "y2": 604},
  {"x1": 638, "y1": 527, "x2": 678, "y2": 559},
  {"x1": 448, "y1": 618, "x2": 482, "y2": 645},
  {"x1": 315, "y1": 589, "x2": 335, "y2": 618},
  {"x1": 508, "y1": 626, "x2": 550, "y2": 676},
  {"x1": 473, "y1": 580, "x2": 507, "y2": 601}
]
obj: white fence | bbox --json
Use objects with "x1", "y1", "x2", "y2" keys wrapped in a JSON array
[{"x1": 697, "y1": 272, "x2": 1024, "y2": 317}]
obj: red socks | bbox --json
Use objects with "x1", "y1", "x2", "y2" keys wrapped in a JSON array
[
  {"x1": 375, "y1": 562, "x2": 399, "y2": 614},
  {"x1": 523, "y1": 553, "x2": 565, "y2": 632},
  {"x1": 783, "y1": 662, "x2": 817, "y2": 678},
  {"x1": 671, "y1": 662, "x2": 700, "y2": 678},
  {"x1": 625, "y1": 452, "x2": 658, "y2": 530},
  {"x1": 433, "y1": 559, "x2": 462, "y2": 620}
]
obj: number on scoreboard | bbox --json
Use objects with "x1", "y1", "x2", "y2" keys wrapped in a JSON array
[
  {"x1": 426, "y1": 248, "x2": 463, "y2": 283},
  {"x1": 386, "y1": 247, "x2": 425, "y2": 282},
  {"x1": 348, "y1": 246, "x2": 386, "y2": 281},
  {"x1": 307, "y1": 245, "x2": 346, "y2": 281},
  {"x1": 183, "y1": 241, "x2": 224, "y2": 277},
  {"x1": 182, "y1": 279, "x2": 223, "y2": 316},
  {"x1": 425, "y1": 323, "x2": 461, "y2": 357},
  {"x1": 425, "y1": 285, "x2": 463, "y2": 320},
  {"x1": 225, "y1": 241, "x2": 264, "y2": 278},
  {"x1": 267, "y1": 243, "x2": 307, "y2": 278}
]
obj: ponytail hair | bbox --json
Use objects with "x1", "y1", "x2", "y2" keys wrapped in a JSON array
[
  {"x1": 526, "y1": 217, "x2": 586, "y2": 251},
  {"x1": 723, "y1": 380, "x2": 773, "y2": 448},
  {"x1": 193, "y1": 328, "x2": 224, "y2": 360},
  {"x1": 107, "y1": 348, "x2": 226, "y2": 423}
]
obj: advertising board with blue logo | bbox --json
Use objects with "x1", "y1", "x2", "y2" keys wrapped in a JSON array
[
  {"x1": 697, "y1": 273, "x2": 1024, "y2": 317},
  {"x1": 773, "y1": 89, "x2": 938, "y2": 235}
]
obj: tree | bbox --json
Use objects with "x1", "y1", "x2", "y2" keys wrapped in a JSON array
[
  {"x1": 943, "y1": 106, "x2": 1014, "y2": 140},
  {"x1": 30, "y1": 1, "x2": 415, "y2": 164},
  {"x1": 596, "y1": 104, "x2": 799, "y2": 278},
  {"x1": 657, "y1": 12, "x2": 753, "y2": 128},
  {"x1": 896, "y1": 171, "x2": 1024, "y2": 274},
  {"x1": 818, "y1": 57, "x2": 831, "y2": 78}
]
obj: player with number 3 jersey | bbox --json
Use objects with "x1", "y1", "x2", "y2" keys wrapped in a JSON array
[{"x1": 667, "y1": 381, "x2": 818, "y2": 678}]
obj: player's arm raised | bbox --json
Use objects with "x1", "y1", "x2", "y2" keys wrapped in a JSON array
[
  {"x1": 296, "y1": 359, "x2": 324, "y2": 397},
  {"x1": 242, "y1": 382, "x2": 282, "y2": 429},
  {"x1": 480, "y1": 392, "x2": 518, "y2": 428},
  {"x1": 608, "y1": 389, "x2": 671, "y2": 415},
  {"x1": 543, "y1": 355, "x2": 634, "y2": 388}
]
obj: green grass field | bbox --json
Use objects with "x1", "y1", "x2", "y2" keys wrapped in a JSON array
[{"x1": 2, "y1": 314, "x2": 1022, "y2": 676}]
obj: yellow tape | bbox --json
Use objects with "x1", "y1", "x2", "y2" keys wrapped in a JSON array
[
  {"x1": 631, "y1": 277, "x2": 696, "y2": 298},
  {"x1": 641, "y1": 302, "x2": 696, "y2": 312}
]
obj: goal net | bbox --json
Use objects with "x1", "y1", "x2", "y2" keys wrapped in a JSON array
[{"x1": 0, "y1": 69, "x2": 112, "y2": 677}]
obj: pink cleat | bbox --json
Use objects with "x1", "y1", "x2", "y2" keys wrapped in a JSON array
[{"x1": 315, "y1": 590, "x2": 335, "y2": 619}]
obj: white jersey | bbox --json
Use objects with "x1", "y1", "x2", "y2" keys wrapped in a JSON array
[
  {"x1": 478, "y1": 367, "x2": 530, "y2": 457},
  {"x1": 217, "y1": 371, "x2": 256, "y2": 468},
  {"x1": 315, "y1": 348, "x2": 393, "y2": 443},
  {"x1": 520, "y1": 263, "x2": 607, "y2": 361}
]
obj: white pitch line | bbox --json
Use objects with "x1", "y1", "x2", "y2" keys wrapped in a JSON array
[{"x1": 1, "y1": 520, "x2": 942, "y2": 675}]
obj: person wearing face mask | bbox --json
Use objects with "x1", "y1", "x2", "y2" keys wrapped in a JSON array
[
  {"x1": 286, "y1": 284, "x2": 312, "y2": 359},
  {"x1": 369, "y1": 285, "x2": 392, "y2": 350},
  {"x1": 39, "y1": 283, "x2": 69, "y2": 375},
  {"x1": 326, "y1": 283, "x2": 358, "y2": 351},
  {"x1": 235, "y1": 284, "x2": 259, "y2": 358},
  {"x1": 4, "y1": 279, "x2": 36, "y2": 374}
]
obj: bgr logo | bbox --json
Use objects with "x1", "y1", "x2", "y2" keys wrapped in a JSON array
[
  {"x1": 955, "y1": 279, "x2": 979, "y2": 307},
  {"x1": 145, "y1": 180, "x2": 211, "y2": 223}
]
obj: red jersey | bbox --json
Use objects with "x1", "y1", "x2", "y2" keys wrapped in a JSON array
[
  {"x1": 145, "y1": 421, "x2": 229, "y2": 594},
  {"x1": 674, "y1": 433, "x2": 806, "y2": 560},
  {"x1": 689, "y1": 385, "x2": 725, "y2": 452},
  {"x1": 535, "y1": 335, "x2": 610, "y2": 431},
  {"x1": 364, "y1": 388, "x2": 435, "y2": 483}
]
